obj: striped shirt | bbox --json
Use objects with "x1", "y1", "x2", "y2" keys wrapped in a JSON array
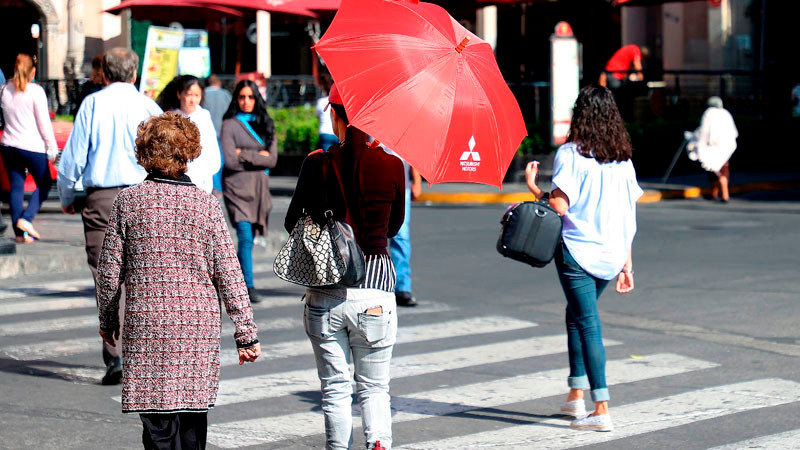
[{"x1": 360, "y1": 254, "x2": 396, "y2": 293}]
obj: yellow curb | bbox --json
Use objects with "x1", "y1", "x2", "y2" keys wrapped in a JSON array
[{"x1": 416, "y1": 192, "x2": 537, "y2": 204}]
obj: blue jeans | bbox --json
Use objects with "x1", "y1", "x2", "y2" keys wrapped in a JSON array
[
  {"x1": 555, "y1": 242, "x2": 611, "y2": 402},
  {"x1": 389, "y1": 189, "x2": 412, "y2": 293},
  {"x1": 235, "y1": 221, "x2": 254, "y2": 288},
  {"x1": 304, "y1": 287, "x2": 397, "y2": 449},
  {"x1": 0, "y1": 145, "x2": 52, "y2": 237}
]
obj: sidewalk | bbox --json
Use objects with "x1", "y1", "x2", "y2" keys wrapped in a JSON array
[{"x1": 270, "y1": 171, "x2": 800, "y2": 204}]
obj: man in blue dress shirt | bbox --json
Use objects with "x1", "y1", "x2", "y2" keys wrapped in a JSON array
[{"x1": 58, "y1": 47, "x2": 162, "y2": 385}]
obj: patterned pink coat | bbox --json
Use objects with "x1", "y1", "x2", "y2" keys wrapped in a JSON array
[{"x1": 97, "y1": 176, "x2": 258, "y2": 413}]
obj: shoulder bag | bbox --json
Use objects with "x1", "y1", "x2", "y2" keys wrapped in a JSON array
[
  {"x1": 273, "y1": 156, "x2": 366, "y2": 287},
  {"x1": 497, "y1": 200, "x2": 563, "y2": 268}
]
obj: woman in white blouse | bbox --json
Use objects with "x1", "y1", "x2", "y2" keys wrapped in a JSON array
[
  {"x1": 0, "y1": 53, "x2": 58, "y2": 243},
  {"x1": 526, "y1": 85, "x2": 643, "y2": 432},
  {"x1": 157, "y1": 75, "x2": 221, "y2": 194}
]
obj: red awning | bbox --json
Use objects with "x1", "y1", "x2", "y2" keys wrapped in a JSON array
[
  {"x1": 105, "y1": 0, "x2": 317, "y2": 19},
  {"x1": 614, "y1": 0, "x2": 708, "y2": 6}
]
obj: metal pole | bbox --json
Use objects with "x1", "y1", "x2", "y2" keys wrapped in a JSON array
[{"x1": 221, "y1": 17, "x2": 227, "y2": 73}]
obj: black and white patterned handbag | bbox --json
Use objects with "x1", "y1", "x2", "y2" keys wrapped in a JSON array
[{"x1": 273, "y1": 157, "x2": 366, "y2": 288}]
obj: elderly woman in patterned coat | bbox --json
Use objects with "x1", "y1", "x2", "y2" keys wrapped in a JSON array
[{"x1": 96, "y1": 112, "x2": 261, "y2": 449}]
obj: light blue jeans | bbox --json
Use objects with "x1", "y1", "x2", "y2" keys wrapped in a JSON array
[
  {"x1": 389, "y1": 189, "x2": 412, "y2": 293},
  {"x1": 554, "y1": 242, "x2": 611, "y2": 403},
  {"x1": 304, "y1": 287, "x2": 398, "y2": 450}
]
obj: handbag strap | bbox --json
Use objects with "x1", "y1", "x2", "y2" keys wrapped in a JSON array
[{"x1": 322, "y1": 153, "x2": 353, "y2": 221}]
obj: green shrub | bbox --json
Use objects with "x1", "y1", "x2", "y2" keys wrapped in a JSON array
[
  {"x1": 517, "y1": 122, "x2": 550, "y2": 155},
  {"x1": 269, "y1": 106, "x2": 319, "y2": 154}
]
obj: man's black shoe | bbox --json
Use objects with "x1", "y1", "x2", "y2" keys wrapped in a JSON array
[
  {"x1": 101, "y1": 356, "x2": 123, "y2": 385},
  {"x1": 396, "y1": 291, "x2": 418, "y2": 307},
  {"x1": 248, "y1": 287, "x2": 261, "y2": 304}
]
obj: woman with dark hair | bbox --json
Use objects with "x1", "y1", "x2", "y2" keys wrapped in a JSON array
[
  {"x1": 0, "y1": 53, "x2": 58, "y2": 243},
  {"x1": 156, "y1": 75, "x2": 221, "y2": 194},
  {"x1": 285, "y1": 84, "x2": 405, "y2": 450},
  {"x1": 526, "y1": 85, "x2": 643, "y2": 432},
  {"x1": 97, "y1": 112, "x2": 260, "y2": 448},
  {"x1": 219, "y1": 80, "x2": 278, "y2": 303}
]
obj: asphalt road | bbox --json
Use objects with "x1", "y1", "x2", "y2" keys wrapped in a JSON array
[{"x1": 1, "y1": 194, "x2": 799, "y2": 449}]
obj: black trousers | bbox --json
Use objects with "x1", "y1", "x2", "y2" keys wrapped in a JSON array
[{"x1": 140, "y1": 412, "x2": 207, "y2": 450}]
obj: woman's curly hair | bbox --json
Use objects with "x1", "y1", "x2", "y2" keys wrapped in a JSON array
[
  {"x1": 135, "y1": 112, "x2": 201, "y2": 178},
  {"x1": 567, "y1": 85, "x2": 633, "y2": 163}
]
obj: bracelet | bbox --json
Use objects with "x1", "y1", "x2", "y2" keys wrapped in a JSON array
[{"x1": 621, "y1": 268, "x2": 634, "y2": 275}]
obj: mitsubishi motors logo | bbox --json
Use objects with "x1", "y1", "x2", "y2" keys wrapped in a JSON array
[{"x1": 459, "y1": 136, "x2": 481, "y2": 172}]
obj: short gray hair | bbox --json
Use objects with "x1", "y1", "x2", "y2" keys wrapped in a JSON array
[
  {"x1": 707, "y1": 96, "x2": 723, "y2": 108},
  {"x1": 103, "y1": 48, "x2": 139, "y2": 83}
]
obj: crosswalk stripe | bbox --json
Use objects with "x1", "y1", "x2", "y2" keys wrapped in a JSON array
[
  {"x1": 206, "y1": 353, "x2": 717, "y2": 448},
  {"x1": 0, "y1": 278, "x2": 95, "y2": 300},
  {"x1": 0, "y1": 297, "x2": 96, "y2": 317},
  {"x1": 398, "y1": 378, "x2": 800, "y2": 449},
  {"x1": 213, "y1": 335, "x2": 622, "y2": 407},
  {"x1": 705, "y1": 429, "x2": 800, "y2": 449}
]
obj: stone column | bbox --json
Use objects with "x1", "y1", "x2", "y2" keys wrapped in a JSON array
[
  {"x1": 256, "y1": 10, "x2": 272, "y2": 78},
  {"x1": 66, "y1": 0, "x2": 86, "y2": 77},
  {"x1": 476, "y1": 6, "x2": 497, "y2": 50}
]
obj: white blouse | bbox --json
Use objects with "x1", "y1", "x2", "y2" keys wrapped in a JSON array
[
  {"x1": 552, "y1": 143, "x2": 643, "y2": 280},
  {"x1": 184, "y1": 106, "x2": 222, "y2": 193}
]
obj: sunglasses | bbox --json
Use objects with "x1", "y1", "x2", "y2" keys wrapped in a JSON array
[{"x1": 238, "y1": 94, "x2": 255, "y2": 100}]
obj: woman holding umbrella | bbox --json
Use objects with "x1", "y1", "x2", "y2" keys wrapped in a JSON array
[
  {"x1": 285, "y1": 84, "x2": 405, "y2": 450},
  {"x1": 219, "y1": 80, "x2": 278, "y2": 304},
  {"x1": 526, "y1": 85, "x2": 643, "y2": 432}
]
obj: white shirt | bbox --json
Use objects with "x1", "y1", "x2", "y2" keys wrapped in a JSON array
[
  {"x1": 688, "y1": 106, "x2": 738, "y2": 173},
  {"x1": 58, "y1": 82, "x2": 163, "y2": 207},
  {"x1": 184, "y1": 106, "x2": 222, "y2": 194},
  {"x1": 0, "y1": 83, "x2": 57, "y2": 155},
  {"x1": 316, "y1": 96, "x2": 335, "y2": 136},
  {"x1": 551, "y1": 143, "x2": 643, "y2": 280}
]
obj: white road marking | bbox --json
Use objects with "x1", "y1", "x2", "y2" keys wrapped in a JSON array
[
  {"x1": 206, "y1": 353, "x2": 716, "y2": 448},
  {"x1": 0, "y1": 297, "x2": 96, "y2": 317},
  {"x1": 705, "y1": 429, "x2": 800, "y2": 450},
  {"x1": 212, "y1": 335, "x2": 622, "y2": 407},
  {"x1": 399, "y1": 378, "x2": 800, "y2": 449}
]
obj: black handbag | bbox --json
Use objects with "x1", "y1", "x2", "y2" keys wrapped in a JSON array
[
  {"x1": 273, "y1": 156, "x2": 366, "y2": 288},
  {"x1": 497, "y1": 200, "x2": 563, "y2": 268}
]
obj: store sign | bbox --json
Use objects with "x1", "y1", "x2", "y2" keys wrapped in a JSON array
[
  {"x1": 550, "y1": 21, "x2": 579, "y2": 146},
  {"x1": 140, "y1": 26, "x2": 184, "y2": 99},
  {"x1": 179, "y1": 29, "x2": 211, "y2": 79}
]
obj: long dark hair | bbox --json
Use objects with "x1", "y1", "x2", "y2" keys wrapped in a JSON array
[
  {"x1": 156, "y1": 75, "x2": 203, "y2": 112},
  {"x1": 567, "y1": 85, "x2": 632, "y2": 163},
  {"x1": 223, "y1": 80, "x2": 275, "y2": 146}
]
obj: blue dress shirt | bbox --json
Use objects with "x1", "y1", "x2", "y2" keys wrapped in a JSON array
[{"x1": 58, "y1": 82, "x2": 162, "y2": 206}]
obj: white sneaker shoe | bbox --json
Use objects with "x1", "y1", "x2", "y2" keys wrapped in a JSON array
[
  {"x1": 560, "y1": 400, "x2": 587, "y2": 417},
  {"x1": 570, "y1": 413, "x2": 614, "y2": 431}
]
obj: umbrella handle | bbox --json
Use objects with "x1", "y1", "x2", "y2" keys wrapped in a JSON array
[{"x1": 455, "y1": 37, "x2": 470, "y2": 53}]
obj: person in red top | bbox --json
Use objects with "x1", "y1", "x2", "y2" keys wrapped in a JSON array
[{"x1": 600, "y1": 44, "x2": 649, "y2": 89}]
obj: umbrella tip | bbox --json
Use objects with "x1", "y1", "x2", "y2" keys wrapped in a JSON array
[{"x1": 455, "y1": 37, "x2": 470, "y2": 53}]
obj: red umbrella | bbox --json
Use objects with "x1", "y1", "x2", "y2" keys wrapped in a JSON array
[{"x1": 314, "y1": 0, "x2": 526, "y2": 187}]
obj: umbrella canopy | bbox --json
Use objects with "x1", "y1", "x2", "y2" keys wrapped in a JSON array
[{"x1": 314, "y1": 0, "x2": 527, "y2": 187}]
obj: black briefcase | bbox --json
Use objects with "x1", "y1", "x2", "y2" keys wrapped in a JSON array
[{"x1": 497, "y1": 201, "x2": 563, "y2": 268}]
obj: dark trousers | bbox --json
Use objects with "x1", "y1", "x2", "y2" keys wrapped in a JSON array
[
  {"x1": 140, "y1": 413, "x2": 208, "y2": 450},
  {"x1": 0, "y1": 145, "x2": 52, "y2": 237},
  {"x1": 82, "y1": 187, "x2": 126, "y2": 364}
]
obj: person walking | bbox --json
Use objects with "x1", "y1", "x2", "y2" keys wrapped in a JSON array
[
  {"x1": 526, "y1": 85, "x2": 642, "y2": 432},
  {"x1": 204, "y1": 74, "x2": 232, "y2": 192},
  {"x1": 71, "y1": 54, "x2": 105, "y2": 115},
  {"x1": 285, "y1": 84, "x2": 405, "y2": 450},
  {"x1": 97, "y1": 112, "x2": 261, "y2": 449},
  {"x1": 315, "y1": 75, "x2": 338, "y2": 151},
  {"x1": 219, "y1": 80, "x2": 278, "y2": 304},
  {"x1": 157, "y1": 75, "x2": 222, "y2": 194},
  {"x1": 599, "y1": 44, "x2": 649, "y2": 89},
  {"x1": 386, "y1": 152, "x2": 421, "y2": 307},
  {"x1": 57, "y1": 47, "x2": 162, "y2": 385},
  {"x1": 0, "y1": 53, "x2": 58, "y2": 243},
  {"x1": 686, "y1": 96, "x2": 738, "y2": 203}
]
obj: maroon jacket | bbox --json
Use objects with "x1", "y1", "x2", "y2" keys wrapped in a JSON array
[{"x1": 285, "y1": 135, "x2": 405, "y2": 256}]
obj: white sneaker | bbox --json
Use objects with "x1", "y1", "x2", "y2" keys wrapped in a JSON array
[
  {"x1": 560, "y1": 400, "x2": 587, "y2": 417},
  {"x1": 570, "y1": 413, "x2": 614, "y2": 431}
]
